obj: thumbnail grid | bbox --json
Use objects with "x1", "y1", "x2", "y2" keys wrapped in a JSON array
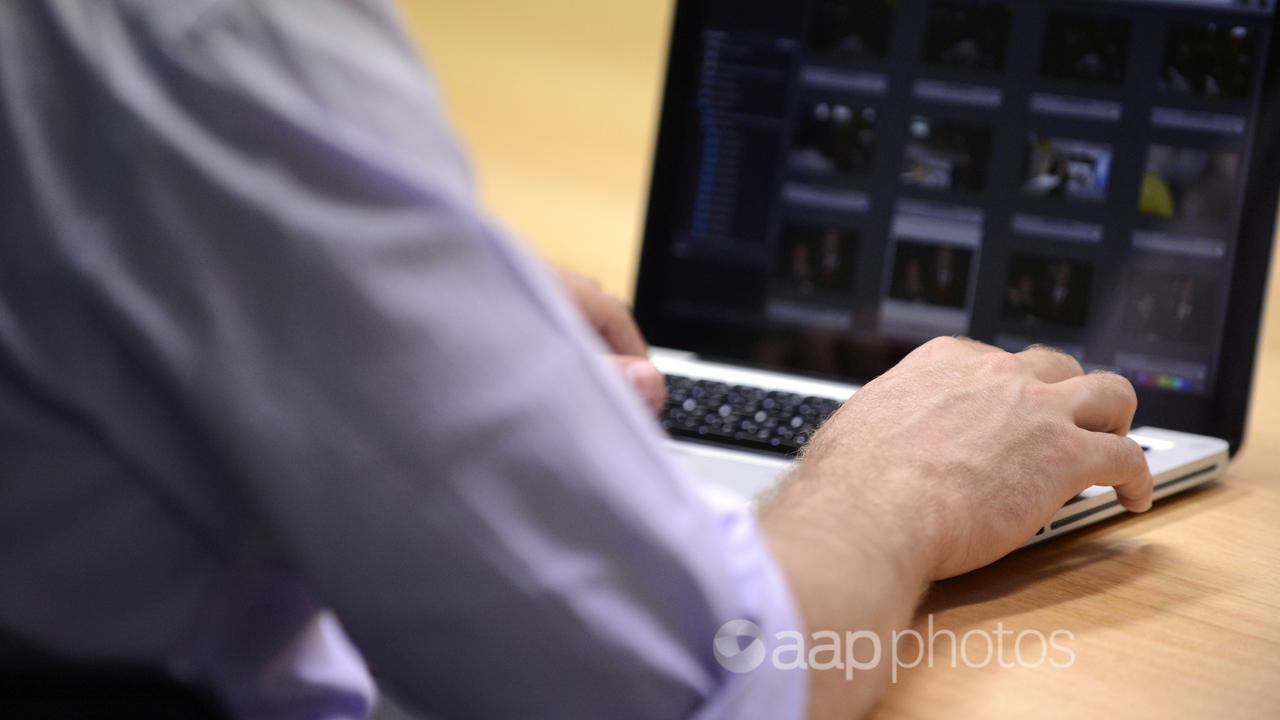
[{"x1": 770, "y1": 0, "x2": 1266, "y2": 380}]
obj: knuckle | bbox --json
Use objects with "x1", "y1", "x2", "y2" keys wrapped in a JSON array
[
  {"x1": 1054, "y1": 351, "x2": 1085, "y2": 377},
  {"x1": 1119, "y1": 383, "x2": 1139, "y2": 415},
  {"x1": 923, "y1": 336, "x2": 960, "y2": 354},
  {"x1": 1026, "y1": 344, "x2": 1080, "y2": 368},
  {"x1": 907, "y1": 336, "x2": 959, "y2": 364},
  {"x1": 977, "y1": 350, "x2": 1022, "y2": 376},
  {"x1": 1098, "y1": 372, "x2": 1139, "y2": 413}
]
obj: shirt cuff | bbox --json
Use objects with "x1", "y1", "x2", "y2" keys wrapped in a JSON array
[{"x1": 694, "y1": 496, "x2": 809, "y2": 720}]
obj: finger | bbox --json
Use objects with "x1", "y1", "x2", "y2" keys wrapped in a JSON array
[
  {"x1": 592, "y1": 297, "x2": 649, "y2": 358},
  {"x1": 1075, "y1": 430, "x2": 1154, "y2": 512},
  {"x1": 1015, "y1": 345, "x2": 1084, "y2": 384},
  {"x1": 559, "y1": 270, "x2": 648, "y2": 357},
  {"x1": 1054, "y1": 372, "x2": 1139, "y2": 435},
  {"x1": 611, "y1": 356, "x2": 666, "y2": 414}
]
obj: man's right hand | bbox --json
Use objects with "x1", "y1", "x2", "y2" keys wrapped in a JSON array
[{"x1": 758, "y1": 337, "x2": 1153, "y2": 719}]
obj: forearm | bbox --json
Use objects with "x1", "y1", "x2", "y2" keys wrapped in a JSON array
[{"x1": 759, "y1": 463, "x2": 936, "y2": 719}]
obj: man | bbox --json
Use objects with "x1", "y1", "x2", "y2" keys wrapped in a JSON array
[{"x1": 0, "y1": 2, "x2": 1153, "y2": 718}]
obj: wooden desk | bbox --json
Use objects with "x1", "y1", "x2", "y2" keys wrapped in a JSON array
[{"x1": 400, "y1": 2, "x2": 1280, "y2": 717}]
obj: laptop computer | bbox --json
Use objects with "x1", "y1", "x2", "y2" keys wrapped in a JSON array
[{"x1": 634, "y1": 0, "x2": 1279, "y2": 543}]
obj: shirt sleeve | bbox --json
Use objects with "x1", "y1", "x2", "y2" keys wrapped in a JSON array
[{"x1": 23, "y1": 1, "x2": 808, "y2": 717}]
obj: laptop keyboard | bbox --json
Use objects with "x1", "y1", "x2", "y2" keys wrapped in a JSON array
[
  {"x1": 662, "y1": 373, "x2": 1156, "y2": 459},
  {"x1": 661, "y1": 374, "x2": 843, "y2": 456}
]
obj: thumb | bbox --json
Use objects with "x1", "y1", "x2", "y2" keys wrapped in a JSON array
[{"x1": 610, "y1": 356, "x2": 666, "y2": 415}]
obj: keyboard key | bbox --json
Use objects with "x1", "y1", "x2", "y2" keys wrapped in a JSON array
[{"x1": 661, "y1": 374, "x2": 841, "y2": 455}]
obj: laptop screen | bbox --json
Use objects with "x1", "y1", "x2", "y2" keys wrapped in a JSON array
[{"x1": 636, "y1": 0, "x2": 1280, "y2": 444}]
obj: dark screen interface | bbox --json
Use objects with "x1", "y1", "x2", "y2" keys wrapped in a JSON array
[{"x1": 659, "y1": 0, "x2": 1274, "y2": 395}]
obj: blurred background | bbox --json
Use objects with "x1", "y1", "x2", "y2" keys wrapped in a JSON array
[{"x1": 397, "y1": 1, "x2": 673, "y2": 301}]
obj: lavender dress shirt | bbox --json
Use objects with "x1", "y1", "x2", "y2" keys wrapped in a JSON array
[{"x1": 0, "y1": 1, "x2": 807, "y2": 717}]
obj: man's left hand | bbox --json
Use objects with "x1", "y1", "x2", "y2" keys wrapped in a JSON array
[{"x1": 555, "y1": 268, "x2": 666, "y2": 414}]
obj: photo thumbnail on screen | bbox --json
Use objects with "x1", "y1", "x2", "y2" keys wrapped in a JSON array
[
  {"x1": 775, "y1": 222, "x2": 860, "y2": 297},
  {"x1": 900, "y1": 116, "x2": 993, "y2": 192},
  {"x1": 1139, "y1": 145, "x2": 1240, "y2": 223},
  {"x1": 1023, "y1": 135, "x2": 1113, "y2": 202},
  {"x1": 809, "y1": 0, "x2": 896, "y2": 58},
  {"x1": 1161, "y1": 22, "x2": 1257, "y2": 98},
  {"x1": 923, "y1": 0, "x2": 1014, "y2": 70},
  {"x1": 1126, "y1": 271, "x2": 1217, "y2": 345},
  {"x1": 1002, "y1": 254, "x2": 1094, "y2": 329},
  {"x1": 887, "y1": 239, "x2": 974, "y2": 309},
  {"x1": 1040, "y1": 12, "x2": 1133, "y2": 85},
  {"x1": 789, "y1": 102, "x2": 878, "y2": 178}
]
